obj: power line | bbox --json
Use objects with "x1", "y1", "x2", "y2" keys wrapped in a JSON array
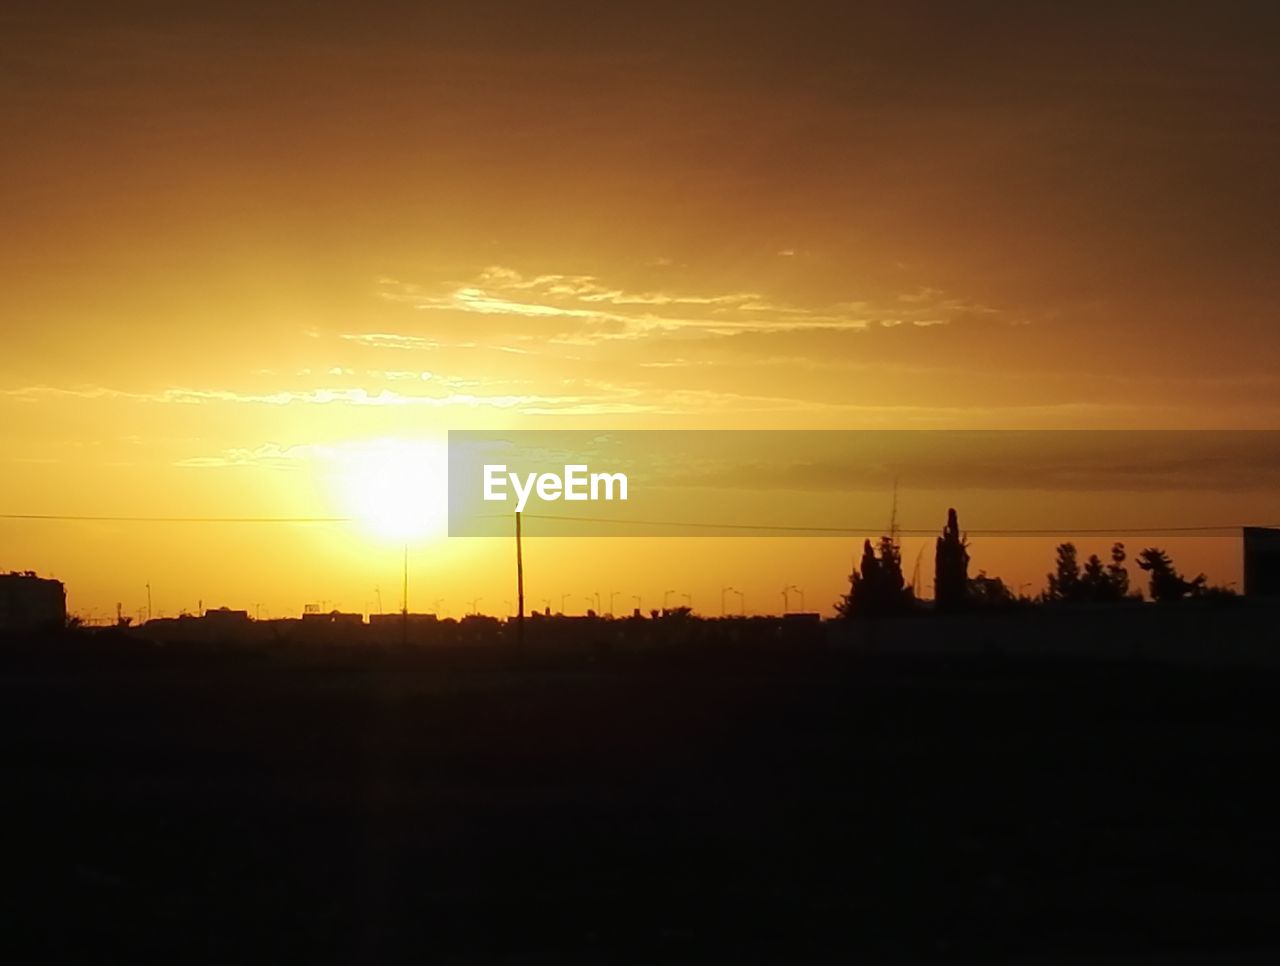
[
  {"x1": 0, "y1": 513, "x2": 352, "y2": 523},
  {"x1": 3, "y1": 510, "x2": 1276, "y2": 535},
  {"x1": 510, "y1": 512, "x2": 1278, "y2": 536}
]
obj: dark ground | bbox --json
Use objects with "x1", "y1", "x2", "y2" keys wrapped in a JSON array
[{"x1": 4, "y1": 634, "x2": 1280, "y2": 964}]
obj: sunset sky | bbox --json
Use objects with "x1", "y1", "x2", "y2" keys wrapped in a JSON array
[{"x1": 3, "y1": 2, "x2": 1277, "y2": 619}]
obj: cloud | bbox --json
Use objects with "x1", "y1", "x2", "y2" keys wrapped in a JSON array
[
  {"x1": 1, "y1": 383, "x2": 534, "y2": 410},
  {"x1": 174, "y1": 443, "x2": 314, "y2": 469},
  {"x1": 0, "y1": 381, "x2": 671, "y2": 417},
  {"x1": 338, "y1": 332, "x2": 441, "y2": 350},
  {"x1": 369, "y1": 266, "x2": 1009, "y2": 345},
  {"x1": 340, "y1": 333, "x2": 537, "y2": 356}
]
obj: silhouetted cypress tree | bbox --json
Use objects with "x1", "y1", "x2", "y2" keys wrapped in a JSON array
[
  {"x1": 934, "y1": 507, "x2": 970, "y2": 611},
  {"x1": 836, "y1": 536, "x2": 914, "y2": 618}
]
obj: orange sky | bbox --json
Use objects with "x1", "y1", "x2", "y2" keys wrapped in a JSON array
[{"x1": 2, "y1": 3, "x2": 1277, "y2": 618}]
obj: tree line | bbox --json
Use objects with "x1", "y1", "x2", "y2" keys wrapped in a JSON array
[{"x1": 835, "y1": 508, "x2": 1234, "y2": 618}]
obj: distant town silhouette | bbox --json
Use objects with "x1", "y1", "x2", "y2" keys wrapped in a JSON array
[{"x1": 7, "y1": 511, "x2": 1278, "y2": 660}]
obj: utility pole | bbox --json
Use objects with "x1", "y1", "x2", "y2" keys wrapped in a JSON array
[{"x1": 515, "y1": 511, "x2": 525, "y2": 645}]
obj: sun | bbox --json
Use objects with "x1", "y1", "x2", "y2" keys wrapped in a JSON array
[{"x1": 331, "y1": 438, "x2": 448, "y2": 543}]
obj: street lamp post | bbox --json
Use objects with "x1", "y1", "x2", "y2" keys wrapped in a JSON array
[{"x1": 782, "y1": 584, "x2": 805, "y2": 613}]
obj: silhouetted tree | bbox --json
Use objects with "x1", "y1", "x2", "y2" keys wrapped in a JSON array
[
  {"x1": 1082, "y1": 553, "x2": 1106, "y2": 588},
  {"x1": 1135, "y1": 547, "x2": 1206, "y2": 602},
  {"x1": 968, "y1": 571, "x2": 1017, "y2": 608},
  {"x1": 1045, "y1": 541, "x2": 1132, "y2": 602},
  {"x1": 1199, "y1": 584, "x2": 1239, "y2": 600},
  {"x1": 1078, "y1": 542, "x2": 1131, "y2": 601},
  {"x1": 934, "y1": 508, "x2": 970, "y2": 612},
  {"x1": 836, "y1": 535, "x2": 915, "y2": 618},
  {"x1": 1106, "y1": 542, "x2": 1130, "y2": 598},
  {"x1": 1045, "y1": 543, "x2": 1082, "y2": 601}
]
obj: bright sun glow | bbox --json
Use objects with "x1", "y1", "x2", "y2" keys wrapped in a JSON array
[{"x1": 330, "y1": 438, "x2": 449, "y2": 543}]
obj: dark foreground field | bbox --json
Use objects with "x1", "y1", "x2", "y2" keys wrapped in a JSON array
[{"x1": 4, "y1": 635, "x2": 1280, "y2": 964}]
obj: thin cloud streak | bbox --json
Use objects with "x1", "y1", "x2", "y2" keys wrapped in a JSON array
[{"x1": 371, "y1": 267, "x2": 1014, "y2": 343}]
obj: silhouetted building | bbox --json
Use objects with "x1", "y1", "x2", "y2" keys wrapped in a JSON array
[
  {"x1": 1244, "y1": 527, "x2": 1280, "y2": 598},
  {"x1": 782, "y1": 612, "x2": 821, "y2": 623},
  {"x1": 298, "y1": 610, "x2": 364, "y2": 644},
  {"x1": 0, "y1": 571, "x2": 66, "y2": 632},
  {"x1": 369, "y1": 612, "x2": 439, "y2": 644},
  {"x1": 204, "y1": 607, "x2": 251, "y2": 627}
]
